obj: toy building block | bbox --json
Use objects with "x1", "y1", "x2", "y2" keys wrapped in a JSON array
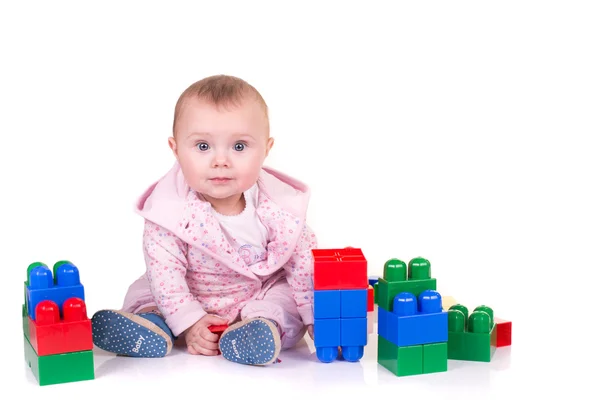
[
  {"x1": 25, "y1": 261, "x2": 85, "y2": 320},
  {"x1": 378, "y1": 290, "x2": 447, "y2": 347},
  {"x1": 494, "y1": 317, "x2": 512, "y2": 347},
  {"x1": 367, "y1": 285, "x2": 374, "y2": 312},
  {"x1": 312, "y1": 248, "x2": 367, "y2": 290},
  {"x1": 368, "y1": 276, "x2": 380, "y2": 287},
  {"x1": 378, "y1": 337, "x2": 448, "y2": 377},
  {"x1": 24, "y1": 334, "x2": 94, "y2": 386},
  {"x1": 377, "y1": 257, "x2": 437, "y2": 312},
  {"x1": 447, "y1": 304, "x2": 497, "y2": 362},
  {"x1": 26, "y1": 298, "x2": 93, "y2": 356},
  {"x1": 313, "y1": 248, "x2": 368, "y2": 363}
]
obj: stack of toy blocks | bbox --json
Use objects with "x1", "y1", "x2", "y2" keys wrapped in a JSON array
[
  {"x1": 447, "y1": 304, "x2": 497, "y2": 362},
  {"x1": 376, "y1": 257, "x2": 448, "y2": 376},
  {"x1": 23, "y1": 260, "x2": 95, "y2": 385},
  {"x1": 312, "y1": 247, "x2": 368, "y2": 363}
]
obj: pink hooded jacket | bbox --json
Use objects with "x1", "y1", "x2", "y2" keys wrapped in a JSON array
[{"x1": 134, "y1": 162, "x2": 318, "y2": 336}]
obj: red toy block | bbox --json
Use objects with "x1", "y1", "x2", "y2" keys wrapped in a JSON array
[
  {"x1": 312, "y1": 248, "x2": 368, "y2": 290},
  {"x1": 367, "y1": 285, "x2": 374, "y2": 312},
  {"x1": 28, "y1": 298, "x2": 93, "y2": 356},
  {"x1": 209, "y1": 324, "x2": 228, "y2": 337},
  {"x1": 494, "y1": 318, "x2": 512, "y2": 347},
  {"x1": 210, "y1": 324, "x2": 229, "y2": 355}
]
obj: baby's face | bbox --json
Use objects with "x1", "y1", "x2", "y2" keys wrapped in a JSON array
[{"x1": 170, "y1": 97, "x2": 273, "y2": 203}]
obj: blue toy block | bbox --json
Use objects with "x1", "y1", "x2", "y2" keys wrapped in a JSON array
[
  {"x1": 341, "y1": 317, "x2": 367, "y2": 346},
  {"x1": 314, "y1": 318, "x2": 340, "y2": 347},
  {"x1": 26, "y1": 263, "x2": 85, "y2": 320},
  {"x1": 340, "y1": 289, "x2": 367, "y2": 318},
  {"x1": 378, "y1": 290, "x2": 448, "y2": 347},
  {"x1": 314, "y1": 290, "x2": 341, "y2": 319},
  {"x1": 368, "y1": 276, "x2": 380, "y2": 287}
]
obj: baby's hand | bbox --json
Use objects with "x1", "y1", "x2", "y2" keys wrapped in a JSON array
[{"x1": 184, "y1": 314, "x2": 229, "y2": 356}]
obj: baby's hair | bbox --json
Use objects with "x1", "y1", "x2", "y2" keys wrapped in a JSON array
[{"x1": 172, "y1": 74, "x2": 269, "y2": 135}]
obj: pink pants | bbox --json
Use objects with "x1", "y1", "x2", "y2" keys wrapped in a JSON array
[{"x1": 121, "y1": 276, "x2": 307, "y2": 349}]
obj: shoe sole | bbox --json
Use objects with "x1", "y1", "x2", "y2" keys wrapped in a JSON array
[
  {"x1": 218, "y1": 318, "x2": 281, "y2": 365},
  {"x1": 91, "y1": 310, "x2": 172, "y2": 357}
]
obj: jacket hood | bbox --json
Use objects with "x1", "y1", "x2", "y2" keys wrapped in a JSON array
[{"x1": 134, "y1": 161, "x2": 311, "y2": 232}]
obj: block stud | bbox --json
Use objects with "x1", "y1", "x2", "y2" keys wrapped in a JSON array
[
  {"x1": 473, "y1": 305, "x2": 494, "y2": 330},
  {"x1": 393, "y1": 292, "x2": 417, "y2": 316},
  {"x1": 408, "y1": 257, "x2": 430, "y2": 280},
  {"x1": 449, "y1": 304, "x2": 469, "y2": 328},
  {"x1": 468, "y1": 310, "x2": 491, "y2": 333},
  {"x1": 26, "y1": 262, "x2": 47, "y2": 286},
  {"x1": 418, "y1": 290, "x2": 442, "y2": 314},
  {"x1": 384, "y1": 258, "x2": 407, "y2": 282},
  {"x1": 53, "y1": 260, "x2": 74, "y2": 283},
  {"x1": 55, "y1": 262, "x2": 80, "y2": 287},
  {"x1": 63, "y1": 298, "x2": 87, "y2": 321},
  {"x1": 448, "y1": 309, "x2": 466, "y2": 332},
  {"x1": 35, "y1": 300, "x2": 60, "y2": 325},
  {"x1": 29, "y1": 265, "x2": 53, "y2": 289}
]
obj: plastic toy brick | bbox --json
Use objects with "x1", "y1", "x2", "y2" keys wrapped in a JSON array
[
  {"x1": 340, "y1": 317, "x2": 367, "y2": 346},
  {"x1": 367, "y1": 285, "x2": 374, "y2": 312},
  {"x1": 447, "y1": 304, "x2": 497, "y2": 362},
  {"x1": 314, "y1": 318, "x2": 340, "y2": 348},
  {"x1": 378, "y1": 336, "x2": 423, "y2": 377},
  {"x1": 423, "y1": 342, "x2": 448, "y2": 373},
  {"x1": 312, "y1": 248, "x2": 368, "y2": 290},
  {"x1": 378, "y1": 290, "x2": 447, "y2": 347},
  {"x1": 494, "y1": 317, "x2": 512, "y2": 347},
  {"x1": 25, "y1": 261, "x2": 85, "y2": 320},
  {"x1": 22, "y1": 304, "x2": 30, "y2": 336},
  {"x1": 314, "y1": 290, "x2": 341, "y2": 319},
  {"x1": 26, "y1": 298, "x2": 93, "y2": 356},
  {"x1": 314, "y1": 317, "x2": 366, "y2": 363},
  {"x1": 24, "y1": 334, "x2": 94, "y2": 386},
  {"x1": 209, "y1": 324, "x2": 228, "y2": 336},
  {"x1": 377, "y1": 257, "x2": 437, "y2": 311},
  {"x1": 368, "y1": 276, "x2": 380, "y2": 287},
  {"x1": 340, "y1": 289, "x2": 367, "y2": 318},
  {"x1": 378, "y1": 337, "x2": 447, "y2": 377}
]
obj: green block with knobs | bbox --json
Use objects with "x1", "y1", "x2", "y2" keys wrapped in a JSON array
[
  {"x1": 447, "y1": 304, "x2": 497, "y2": 362},
  {"x1": 376, "y1": 256, "x2": 437, "y2": 311}
]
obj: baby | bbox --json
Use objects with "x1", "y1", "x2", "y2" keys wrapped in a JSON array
[{"x1": 91, "y1": 75, "x2": 318, "y2": 366}]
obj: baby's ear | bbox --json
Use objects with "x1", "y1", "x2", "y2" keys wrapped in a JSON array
[
  {"x1": 168, "y1": 136, "x2": 179, "y2": 159},
  {"x1": 265, "y1": 137, "x2": 274, "y2": 156}
]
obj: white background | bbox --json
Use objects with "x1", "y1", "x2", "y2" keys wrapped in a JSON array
[{"x1": 2, "y1": 0, "x2": 598, "y2": 398}]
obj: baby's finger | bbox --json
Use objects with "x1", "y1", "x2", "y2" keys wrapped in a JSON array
[
  {"x1": 194, "y1": 336, "x2": 219, "y2": 351},
  {"x1": 190, "y1": 342, "x2": 220, "y2": 356},
  {"x1": 199, "y1": 328, "x2": 219, "y2": 343},
  {"x1": 187, "y1": 344, "x2": 200, "y2": 355}
]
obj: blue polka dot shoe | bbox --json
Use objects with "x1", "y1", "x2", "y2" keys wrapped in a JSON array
[
  {"x1": 218, "y1": 318, "x2": 282, "y2": 366},
  {"x1": 91, "y1": 309, "x2": 175, "y2": 358}
]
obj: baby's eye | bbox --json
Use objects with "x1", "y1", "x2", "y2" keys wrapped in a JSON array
[
  {"x1": 234, "y1": 142, "x2": 246, "y2": 151},
  {"x1": 196, "y1": 142, "x2": 210, "y2": 151}
]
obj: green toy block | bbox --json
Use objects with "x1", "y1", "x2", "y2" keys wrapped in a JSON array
[
  {"x1": 447, "y1": 304, "x2": 497, "y2": 362},
  {"x1": 22, "y1": 304, "x2": 29, "y2": 335},
  {"x1": 24, "y1": 334, "x2": 94, "y2": 385},
  {"x1": 373, "y1": 281, "x2": 379, "y2": 305},
  {"x1": 423, "y1": 342, "x2": 448, "y2": 373},
  {"x1": 376, "y1": 257, "x2": 437, "y2": 311},
  {"x1": 378, "y1": 336, "x2": 423, "y2": 377}
]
